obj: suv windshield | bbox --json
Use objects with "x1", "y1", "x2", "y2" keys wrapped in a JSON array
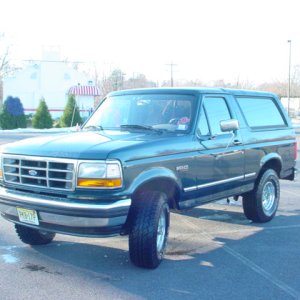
[{"x1": 84, "y1": 94, "x2": 196, "y2": 132}]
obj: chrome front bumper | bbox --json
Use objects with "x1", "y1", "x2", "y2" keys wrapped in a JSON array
[{"x1": 0, "y1": 186, "x2": 131, "y2": 237}]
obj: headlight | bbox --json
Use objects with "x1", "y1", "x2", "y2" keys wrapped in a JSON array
[{"x1": 77, "y1": 161, "x2": 122, "y2": 188}]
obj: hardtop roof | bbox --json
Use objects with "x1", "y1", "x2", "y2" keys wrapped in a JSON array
[{"x1": 109, "y1": 87, "x2": 277, "y2": 98}]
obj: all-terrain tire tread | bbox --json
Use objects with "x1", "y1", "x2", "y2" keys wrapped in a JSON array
[
  {"x1": 242, "y1": 169, "x2": 279, "y2": 223},
  {"x1": 129, "y1": 191, "x2": 169, "y2": 269},
  {"x1": 15, "y1": 224, "x2": 55, "y2": 245}
]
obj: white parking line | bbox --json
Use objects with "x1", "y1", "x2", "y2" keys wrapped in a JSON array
[
  {"x1": 221, "y1": 245, "x2": 300, "y2": 299},
  {"x1": 0, "y1": 245, "x2": 27, "y2": 250},
  {"x1": 1, "y1": 254, "x2": 19, "y2": 264},
  {"x1": 182, "y1": 217, "x2": 300, "y2": 299},
  {"x1": 281, "y1": 189, "x2": 300, "y2": 197},
  {"x1": 207, "y1": 224, "x2": 300, "y2": 235}
]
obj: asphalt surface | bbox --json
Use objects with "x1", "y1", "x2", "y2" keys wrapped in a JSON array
[{"x1": 0, "y1": 132, "x2": 299, "y2": 300}]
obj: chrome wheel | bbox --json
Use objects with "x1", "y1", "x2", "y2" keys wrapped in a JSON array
[
  {"x1": 156, "y1": 210, "x2": 167, "y2": 254},
  {"x1": 262, "y1": 181, "x2": 276, "y2": 216},
  {"x1": 243, "y1": 169, "x2": 279, "y2": 223}
]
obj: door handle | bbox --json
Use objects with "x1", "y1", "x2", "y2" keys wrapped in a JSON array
[{"x1": 233, "y1": 140, "x2": 243, "y2": 146}]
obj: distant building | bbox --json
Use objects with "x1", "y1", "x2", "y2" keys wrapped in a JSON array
[
  {"x1": 3, "y1": 48, "x2": 100, "y2": 119},
  {"x1": 68, "y1": 84, "x2": 100, "y2": 119}
]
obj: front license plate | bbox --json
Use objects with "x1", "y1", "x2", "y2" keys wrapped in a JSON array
[{"x1": 17, "y1": 207, "x2": 39, "y2": 225}]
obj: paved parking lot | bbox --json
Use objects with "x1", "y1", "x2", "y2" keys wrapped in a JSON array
[{"x1": 0, "y1": 132, "x2": 299, "y2": 300}]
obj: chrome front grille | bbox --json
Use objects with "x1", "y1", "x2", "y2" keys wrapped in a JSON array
[{"x1": 2, "y1": 155, "x2": 77, "y2": 191}]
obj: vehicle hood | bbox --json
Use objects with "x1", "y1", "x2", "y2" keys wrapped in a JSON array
[{"x1": 0, "y1": 131, "x2": 191, "y2": 160}]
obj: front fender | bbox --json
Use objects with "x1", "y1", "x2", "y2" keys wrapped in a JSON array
[{"x1": 127, "y1": 167, "x2": 182, "y2": 195}]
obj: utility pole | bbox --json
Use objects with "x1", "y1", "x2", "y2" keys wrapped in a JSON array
[
  {"x1": 287, "y1": 40, "x2": 292, "y2": 117},
  {"x1": 166, "y1": 62, "x2": 177, "y2": 87}
]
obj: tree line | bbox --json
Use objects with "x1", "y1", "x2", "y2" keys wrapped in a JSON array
[
  {"x1": 95, "y1": 67, "x2": 300, "y2": 98},
  {"x1": 0, "y1": 95, "x2": 82, "y2": 130}
]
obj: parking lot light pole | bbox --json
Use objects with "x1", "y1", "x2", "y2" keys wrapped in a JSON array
[{"x1": 288, "y1": 40, "x2": 292, "y2": 117}]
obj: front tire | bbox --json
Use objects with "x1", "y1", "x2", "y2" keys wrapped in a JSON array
[
  {"x1": 15, "y1": 224, "x2": 56, "y2": 245},
  {"x1": 129, "y1": 191, "x2": 170, "y2": 269},
  {"x1": 242, "y1": 169, "x2": 280, "y2": 223}
]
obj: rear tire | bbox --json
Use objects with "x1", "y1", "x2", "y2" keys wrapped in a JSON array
[
  {"x1": 129, "y1": 191, "x2": 170, "y2": 269},
  {"x1": 242, "y1": 169, "x2": 280, "y2": 223},
  {"x1": 15, "y1": 224, "x2": 56, "y2": 245}
]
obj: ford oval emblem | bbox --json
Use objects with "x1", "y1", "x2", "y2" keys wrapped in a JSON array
[{"x1": 28, "y1": 170, "x2": 38, "y2": 176}]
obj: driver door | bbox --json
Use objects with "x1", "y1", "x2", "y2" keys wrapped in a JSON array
[{"x1": 195, "y1": 95, "x2": 245, "y2": 202}]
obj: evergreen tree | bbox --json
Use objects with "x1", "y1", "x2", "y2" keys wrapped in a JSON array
[
  {"x1": 0, "y1": 96, "x2": 27, "y2": 129},
  {"x1": 32, "y1": 98, "x2": 53, "y2": 129},
  {"x1": 60, "y1": 95, "x2": 82, "y2": 127}
]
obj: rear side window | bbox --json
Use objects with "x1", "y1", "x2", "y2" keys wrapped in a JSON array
[{"x1": 236, "y1": 97, "x2": 286, "y2": 128}]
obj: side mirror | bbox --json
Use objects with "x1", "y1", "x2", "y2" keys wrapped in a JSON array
[{"x1": 220, "y1": 119, "x2": 239, "y2": 132}]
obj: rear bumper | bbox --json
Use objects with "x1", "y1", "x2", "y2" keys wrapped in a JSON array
[{"x1": 0, "y1": 187, "x2": 131, "y2": 237}]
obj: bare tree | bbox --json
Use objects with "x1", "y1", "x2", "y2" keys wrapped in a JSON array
[
  {"x1": 291, "y1": 65, "x2": 300, "y2": 97},
  {"x1": 0, "y1": 33, "x2": 15, "y2": 104},
  {"x1": 97, "y1": 69, "x2": 157, "y2": 99},
  {"x1": 0, "y1": 35, "x2": 11, "y2": 77},
  {"x1": 174, "y1": 79, "x2": 204, "y2": 87},
  {"x1": 256, "y1": 65, "x2": 300, "y2": 98},
  {"x1": 257, "y1": 81, "x2": 287, "y2": 97},
  {"x1": 124, "y1": 73, "x2": 156, "y2": 89}
]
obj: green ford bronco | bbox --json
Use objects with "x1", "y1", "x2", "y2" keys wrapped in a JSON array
[{"x1": 0, "y1": 88, "x2": 297, "y2": 269}]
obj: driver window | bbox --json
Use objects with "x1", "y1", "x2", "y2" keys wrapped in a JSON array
[
  {"x1": 203, "y1": 97, "x2": 231, "y2": 135},
  {"x1": 197, "y1": 109, "x2": 210, "y2": 135}
]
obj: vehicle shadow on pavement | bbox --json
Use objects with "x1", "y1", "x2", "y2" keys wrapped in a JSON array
[
  {"x1": 27, "y1": 207, "x2": 300, "y2": 299},
  {"x1": 174, "y1": 204, "x2": 250, "y2": 224}
]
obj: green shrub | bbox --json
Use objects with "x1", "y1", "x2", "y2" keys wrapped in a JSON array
[
  {"x1": 26, "y1": 113, "x2": 34, "y2": 128},
  {"x1": 0, "y1": 96, "x2": 27, "y2": 129},
  {"x1": 32, "y1": 99, "x2": 53, "y2": 129},
  {"x1": 60, "y1": 95, "x2": 82, "y2": 128}
]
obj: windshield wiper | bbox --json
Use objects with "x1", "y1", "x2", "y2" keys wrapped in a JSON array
[
  {"x1": 120, "y1": 124, "x2": 163, "y2": 133},
  {"x1": 83, "y1": 125, "x2": 103, "y2": 131}
]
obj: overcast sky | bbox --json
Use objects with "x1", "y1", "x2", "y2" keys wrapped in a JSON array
[{"x1": 1, "y1": 0, "x2": 300, "y2": 84}]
